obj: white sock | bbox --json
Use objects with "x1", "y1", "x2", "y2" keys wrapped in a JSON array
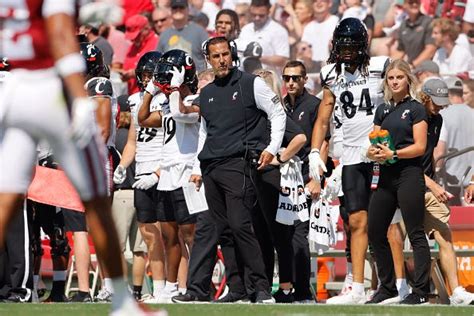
[
  {"x1": 104, "y1": 278, "x2": 114, "y2": 293},
  {"x1": 111, "y1": 278, "x2": 131, "y2": 311},
  {"x1": 165, "y1": 281, "x2": 178, "y2": 292},
  {"x1": 33, "y1": 275, "x2": 40, "y2": 289},
  {"x1": 178, "y1": 287, "x2": 187, "y2": 294},
  {"x1": 53, "y1": 270, "x2": 67, "y2": 281},
  {"x1": 153, "y1": 280, "x2": 165, "y2": 297},
  {"x1": 396, "y1": 278, "x2": 407, "y2": 292},
  {"x1": 352, "y1": 282, "x2": 365, "y2": 295}
]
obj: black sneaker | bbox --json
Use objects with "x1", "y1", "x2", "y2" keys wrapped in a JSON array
[
  {"x1": 44, "y1": 292, "x2": 69, "y2": 303},
  {"x1": 172, "y1": 292, "x2": 210, "y2": 304},
  {"x1": 400, "y1": 293, "x2": 429, "y2": 305},
  {"x1": 273, "y1": 288, "x2": 295, "y2": 303},
  {"x1": 214, "y1": 292, "x2": 249, "y2": 303},
  {"x1": 4, "y1": 293, "x2": 31, "y2": 303},
  {"x1": 69, "y1": 291, "x2": 92, "y2": 303},
  {"x1": 365, "y1": 291, "x2": 400, "y2": 305},
  {"x1": 255, "y1": 291, "x2": 275, "y2": 304}
]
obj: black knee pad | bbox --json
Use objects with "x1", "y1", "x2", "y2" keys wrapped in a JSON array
[{"x1": 50, "y1": 227, "x2": 71, "y2": 258}]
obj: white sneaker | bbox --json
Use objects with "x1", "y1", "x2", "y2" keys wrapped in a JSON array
[
  {"x1": 110, "y1": 296, "x2": 168, "y2": 316},
  {"x1": 96, "y1": 288, "x2": 114, "y2": 303},
  {"x1": 141, "y1": 295, "x2": 160, "y2": 304},
  {"x1": 326, "y1": 290, "x2": 366, "y2": 305},
  {"x1": 157, "y1": 288, "x2": 179, "y2": 304},
  {"x1": 450, "y1": 287, "x2": 474, "y2": 306},
  {"x1": 365, "y1": 289, "x2": 376, "y2": 301}
]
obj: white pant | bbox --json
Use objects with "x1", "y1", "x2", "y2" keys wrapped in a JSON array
[{"x1": 0, "y1": 68, "x2": 107, "y2": 200}]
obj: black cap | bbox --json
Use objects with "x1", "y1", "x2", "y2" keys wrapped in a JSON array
[{"x1": 171, "y1": 0, "x2": 188, "y2": 8}]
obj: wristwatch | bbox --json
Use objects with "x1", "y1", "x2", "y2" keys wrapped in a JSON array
[
  {"x1": 276, "y1": 153, "x2": 285, "y2": 164},
  {"x1": 392, "y1": 150, "x2": 398, "y2": 160}
]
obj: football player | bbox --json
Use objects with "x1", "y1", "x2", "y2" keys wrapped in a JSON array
[
  {"x1": 309, "y1": 17, "x2": 390, "y2": 304},
  {"x1": 114, "y1": 51, "x2": 167, "y2": 303},
  {"x1": 78, "y1": 42, "x2": 121, "y2": 302},
  {"x1": 0, "y1": 1, "x2": 166, "y2": 314},
  {"x1": 138, "y1": 49, "x2": 200, "y2": 303}
]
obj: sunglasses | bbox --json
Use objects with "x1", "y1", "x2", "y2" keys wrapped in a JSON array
[
  {"x1": 282, "y1": 75, "x2": 303, "y2": 82},
  {"x1": 153, "y1": 17, "x2": 168, "y2": 24}
]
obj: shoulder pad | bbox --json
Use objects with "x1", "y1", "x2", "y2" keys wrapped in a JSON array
[
  {"x1": 368, "y1": 56, "x2": 391, "y2": 78},
  {"x1": 86, "y1": 77, "x2": 113, "y2": 98}
]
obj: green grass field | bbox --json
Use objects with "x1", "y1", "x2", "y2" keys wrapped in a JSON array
[{"x1": 1, "y1": 303, "x2": 473, "y2": 316}]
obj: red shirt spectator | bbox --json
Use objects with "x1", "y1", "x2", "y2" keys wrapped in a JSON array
[
  {"x1": 122, "y1": 15, "x2": 159, "y2": 94},
  {"x1": 122, "y1": 0, "x2": 155, "y2": 25}
]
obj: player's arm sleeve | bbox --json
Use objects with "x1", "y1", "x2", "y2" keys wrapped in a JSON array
[{"x1": 253, "y1": 77, "x2": 286, "y2": 155}]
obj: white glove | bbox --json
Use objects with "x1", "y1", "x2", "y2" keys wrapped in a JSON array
[
  {"x1": 113, "y1": 165, "x2": 127, "y2": 185},
  {"x1": 324, "y1": 164, "x2": 342, "y2": 202},
  {"x1": 70, "y1": 97, "x2": 97, "y2": 149},
  {"x1": 145, "y1": 80, "x2": 160, "y2": 96},
  {"x1": 132, "y1": 173, "x2": 159, "y2": 190},
  {"x1": 308, "y1": 149, "x2": 327, "y2": 182},
  {"x1": 169, "y1": 66, "x2": 185, "y2": 88}
]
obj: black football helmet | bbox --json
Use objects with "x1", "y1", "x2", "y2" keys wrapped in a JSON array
[
  {"x1": 154, "y1": 49, "x2": 197, "y2": 94},
  {"x1": 136, "y1": 51, "x2": 162, "y2": 90},
  {"x1": 0, "y1": 57, "x2": 10, "y2": 71},
  {"x1": 79, "y1": 42, "x2": 109, "y2": 79},
  {"x1": 329, "y1": 17, "x2": 369, "y2": 66}
]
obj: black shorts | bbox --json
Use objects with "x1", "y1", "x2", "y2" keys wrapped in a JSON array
[
  {"x1": 63, "y1": 208, "x2": 88, "y2": 232},
  {"x1": 134, "y1": 184, "x2": 159, "y2": 224},
  {"x1": 342, "y1": 163, "x2": 373, "y2": 213},
  {"x1": 31, "y1": 201, "x2": 65, "y2": 237},
  {"x1": 156, "y1": 188, "x2": 196, "y2": 225}
]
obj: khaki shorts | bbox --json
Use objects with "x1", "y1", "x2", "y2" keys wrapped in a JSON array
[
  {"x1": 112, "y1": 189, "x2": 146, "y2": 253},
  {"x1": 424, "y1": 191, "x2": 451, "y2": 238}
]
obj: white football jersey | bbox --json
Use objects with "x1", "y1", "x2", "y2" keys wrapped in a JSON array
[
  {"x1": 321, "y1": 56, "x2": 389, "y2": 164},
  {"x1": 129, "y1": 92, "x2": 165, "y2": 165},
  {"x1": 159, "y1": 94, "x2": 200, "y2": 168}
]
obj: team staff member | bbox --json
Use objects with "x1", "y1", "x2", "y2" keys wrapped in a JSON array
[
  {"x1": 197, "y1": 36, "x2": 286, "y2": 303},
  {"x1": 282, "y1": 60, "x2": 322, "y2": 303},
  {"x1": 366, "y1": 59, "x2": 431, "y2": 305},
  {"x1": 388, "y1": 79, "x2": 474, "y2": 305}
]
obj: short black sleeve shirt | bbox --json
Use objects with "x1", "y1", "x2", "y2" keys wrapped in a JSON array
[
  {"x1": 374, "y1": 98, "x2": 427, "y2": 151},
  {"x1": 421, "y1": 114, "x2": 443, "y2": 178}
]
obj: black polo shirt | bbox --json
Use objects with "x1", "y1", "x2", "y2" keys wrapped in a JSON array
[
  {"x1": 374, "y1": 98, "x2": 428, "y2": 166},
  {"x1": 397, "y1": 14, "x2": 435, "y2": 63},
  {"x1": 421, "y1": 114, "x2": 443, "y2": 178},
  {"x1": 283, "y1": 89, "x2": 321, "y2": 161}
]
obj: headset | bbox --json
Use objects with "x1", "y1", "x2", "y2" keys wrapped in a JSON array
[{"x1": 202, "y1": 36, "x2": 239, "y2": 66}]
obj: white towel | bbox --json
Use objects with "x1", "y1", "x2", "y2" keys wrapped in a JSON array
[
  {"x1": 276, "y1": 157, "x2": 309, "y2": 225},
  {"x1": 309, "y1": 195, "x2": 336, "y2": 255}
]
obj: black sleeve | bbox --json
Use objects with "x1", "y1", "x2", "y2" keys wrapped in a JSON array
[
  {"x1": 86, "y1": 78, "x2": 114, "y2": 98},
  {"x1": 374, "y1": 103, "x2": 387, "y2": 126},
  {"x1": 410, "y1": 101, "x2": 428, "y2": 125},
  {"x1": 282, "y1": 115, "x2": 304, "y2": 147}
]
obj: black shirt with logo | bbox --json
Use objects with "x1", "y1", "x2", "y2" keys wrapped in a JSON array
[{"x1": 374, "y1": 98, "x2": 428, "y2": 166}]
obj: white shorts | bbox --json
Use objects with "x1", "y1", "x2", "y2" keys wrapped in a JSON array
[{"x1": 0, "y1": 68, "x2": 107, "y2": 200}]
